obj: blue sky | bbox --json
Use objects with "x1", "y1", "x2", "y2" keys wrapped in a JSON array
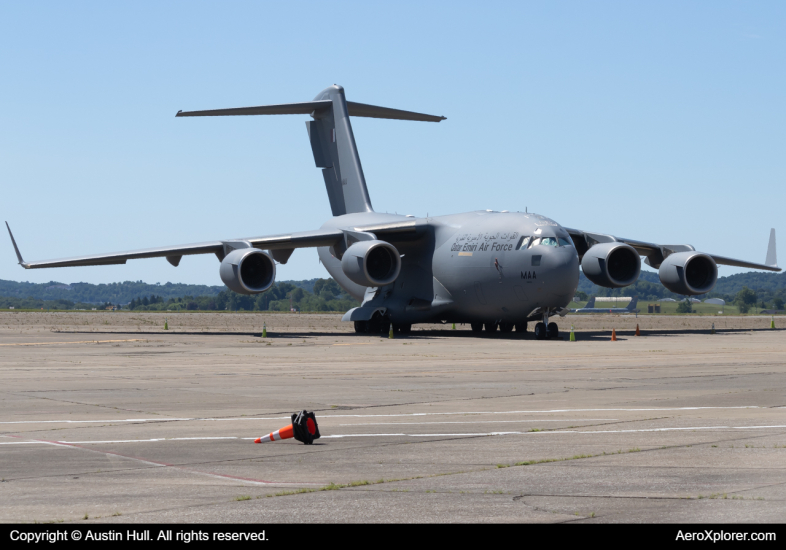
[{"x1": 2, "y1": 1, "x2": 783, "y2": 286}]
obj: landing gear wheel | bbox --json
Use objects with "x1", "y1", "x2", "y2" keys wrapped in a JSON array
[
  {"x1": 499, "y1": 322, "x2": 514, "y2": 333},
  {"x1": 514, "y1": 322, "x2": 528, "y2": 333},
  {"x1": 354, "y1": 321, "x2": 368, "y2": 334},
  {"x1": 485, "y1": 322, "x2": 499, "y2": 333},
  {"x1": 368, "y1": 316, "x2": 381, "y2": 334},
  {"x1": 534, "y1": 322, "x2": 547, "y2": 340},
  {"x1": 380, "y1": 318, "x2": 391, "y2": 334},
  {"x1": 547, "y1": 322, "x2": 559, "y2": 339},
  {"x1": 470, "y1": 322, "x2": 483, "y2": 333}
]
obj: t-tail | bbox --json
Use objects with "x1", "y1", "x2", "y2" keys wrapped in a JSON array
[
  {"x1": 626, "y1": 296, "x2": 639, "y2": 311},
  {"x1": 584, "y1": 296, "x2": 596, "y2": 309},
  {"x1": 176, "y1": 85, "x2": 445, "y2": 217}
]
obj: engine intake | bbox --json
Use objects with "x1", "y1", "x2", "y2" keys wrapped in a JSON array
[
  {"x1": 341, "y1": 240, "x2": 401, "y2": 287},
  {"x1": 219, "y1": 249, "x2": 276, "y2": 294},
  {"x1": 581, "y1": 242, "x2": 641, "y2": 288},
  {"x1": 658, "y1": 251, "x2": 717, "y2": 295}
]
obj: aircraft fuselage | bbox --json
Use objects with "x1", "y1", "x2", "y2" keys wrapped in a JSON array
[{"x1": 318, "y1": 210, "x2": 580, "y2": 325}]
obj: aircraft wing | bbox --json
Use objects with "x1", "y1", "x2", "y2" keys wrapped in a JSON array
[
  {"x1": 563, "y1": 227, "x2": 781, "y2": 272},
  {"x1": 5, "y1": 224, "x2": 344, "y2": 269},
  {"x1": 5, "y1": 219, "x2": 423, "y2": 270}
]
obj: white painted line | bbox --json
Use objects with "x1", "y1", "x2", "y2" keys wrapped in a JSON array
[
  {"x1": 0, "y1": 418, "x2": 195, "y2": 425},
  {"x1": 338, "y1": 419, "x2": 619, "y2": 426},
  {"x1": 325, "y1": 425, "x2": 786, "y2": 438},
  {"x1": 0, "y1": 406, "x2": 770, "y2": 425},
  {"x1": 574, "y1": 425, "x2": 786, "y2": 434},
  {"x1": 4, "y1": 424, "x2": 784, "y2": 446},
  {"x1": 319, "y1": 406, "x2": 767, "y2": 418}
]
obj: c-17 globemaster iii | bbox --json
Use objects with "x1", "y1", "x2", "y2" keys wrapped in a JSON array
[{"x1": 5, "y1": 86, "x2": 781, "y2": 340}]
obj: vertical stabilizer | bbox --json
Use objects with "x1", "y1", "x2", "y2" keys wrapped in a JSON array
[
  {"x1": 765, "y1": 228, "x2": 778, "y2": 267},
  {"x1": 307, "y1": 85, "x2": 373, "y2": 216}
]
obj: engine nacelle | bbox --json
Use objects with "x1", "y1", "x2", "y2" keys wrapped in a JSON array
[
  {"x1": 658, "y1": 251, "x2": 717, "y2": 296},
  {"x1": 219, "y1": 248, "x2": 276, "y2": 294},
  {"x1": 341, "y1": 240, "x2": 401, "y2": 287},
  {"x1": 581, "y1": 242, "x2": 641, "y2": 288}
]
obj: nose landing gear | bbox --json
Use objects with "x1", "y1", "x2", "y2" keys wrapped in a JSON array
[{"x1": 534, "y1": 312, "x2": 560, "y2": 340}]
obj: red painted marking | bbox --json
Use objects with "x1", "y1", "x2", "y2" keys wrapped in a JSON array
[
  {"x1": 4, "y1": 434, "x2": 303, "y2": 485},
  {"x1": 306, "y1": 418, "x2": 316, "y2": 435}
]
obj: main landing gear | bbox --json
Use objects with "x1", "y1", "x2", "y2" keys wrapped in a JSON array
[{"x1": 354, "y1": 312, "x2": 405, "y2": 334}]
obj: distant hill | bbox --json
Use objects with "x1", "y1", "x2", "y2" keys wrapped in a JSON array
[
  {"x1": 0, "y1": 278, "x2": 321, "y2": 304},
  {"x1": 578, "y1": 269, "x2": 786, "y2": 303}
]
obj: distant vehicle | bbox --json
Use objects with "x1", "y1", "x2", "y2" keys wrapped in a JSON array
[{"x1": 572, "y1": 296, "x2": 639, "y2": 314}]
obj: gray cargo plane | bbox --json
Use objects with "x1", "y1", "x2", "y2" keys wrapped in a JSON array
[{"x1": 5, "y1": 86, "x2": 781, "y2": 340}]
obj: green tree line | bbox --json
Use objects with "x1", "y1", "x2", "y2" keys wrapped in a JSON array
[
  {"x1": 125, "y1": 278, "x2": 358, "y2": 312},
  {"x1": 577, "y1": 271, "x2": 786, "y2": 310}
]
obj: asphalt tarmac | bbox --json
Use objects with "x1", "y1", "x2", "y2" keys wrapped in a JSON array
[{"x1": 1, "y1": 312, "x2": 784, "y2": 523}]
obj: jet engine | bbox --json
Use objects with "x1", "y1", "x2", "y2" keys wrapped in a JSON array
[
  {"x1": 581, "y1": 242, "x2": 641, "y2": 288},
  {"x1": 219, "y1": 248, "x2": 276, "y2": 294},
  {"x1": 658, "y1": 251, "x2": 717, "y2": 295},
  {"x1": 341, "y1": 240, "x2": 401, "y2": 287}
]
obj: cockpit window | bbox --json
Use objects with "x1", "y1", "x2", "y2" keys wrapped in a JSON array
[
  {"x1": 516, "y1": 236, "x2": 531, "y2": 250},
  {"x1": 527, "y1": 236, "x2": 573, "y2": 248}
]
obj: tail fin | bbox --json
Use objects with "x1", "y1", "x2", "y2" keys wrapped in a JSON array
[
  {"x1": 584, "y1": 296, "x2": 595, "y2": 308},
  {"x1": 177, "y1": 85, "x2": 445, "y2": 217},
  {"x1": 765, "y1": 228, "x2": 778, "y2": 268},
  {"x1": 626, "y1": 296, "x2": 639, "y2": 311}
]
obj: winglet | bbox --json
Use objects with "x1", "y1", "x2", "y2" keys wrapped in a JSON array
[
  {"x1": 5, "y1": 222, "x2": 28, "y2": 268},
  {"x1": 765, "y1": 228, "x2": 778, "y2": 268}
]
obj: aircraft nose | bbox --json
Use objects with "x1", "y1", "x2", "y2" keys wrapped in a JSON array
[{"x1": 540, "y1": 246, "x2": 579, "y2": 300}]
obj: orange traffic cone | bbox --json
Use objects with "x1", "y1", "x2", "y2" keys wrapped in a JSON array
[
  {"x1": 611, "y1": 328, "x2": 617, "y2": 341},
  {"x1": 254, "y1": 410, "x2": 320, "y2": 445},
  {"x1": 635, "y1": 324, "x2": 641, "y2": 336}
]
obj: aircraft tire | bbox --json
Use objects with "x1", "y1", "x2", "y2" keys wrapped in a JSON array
[
  {"x1": 547, "y1": 322, "x2": 559, "y2": 339},
  {"x1": 485, "y1": 322, "x2": 499, "y2": 333},
  {"x1": 354, "y1": 321, "x2": 368, "y2": 333},
  {"x1": 499, "y1": 322, "x2": 514, "y2": 333},
  {"x1": 399, "y1": 323, "x2": 412, "y2": 334},
  {"x1": 514, "y1": 322, "x2": 527, "y2": 333},
  {"x1": 534, "y1": 322, "x2": 547, "y2": 340},
  {"x1": 368, "y1": 315, "x2": 382, "y2": 334}
]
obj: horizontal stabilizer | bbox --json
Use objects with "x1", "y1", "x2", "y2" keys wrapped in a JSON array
[
  {"x1": 176, "y1": 101, "x2": 332, "y2": 118},
  {"x1": 176, "y1": 100, "x2": 445, "y2": 122},
  {"x1": 346, "y1": 102, "x2": 445, "y2": 122}
]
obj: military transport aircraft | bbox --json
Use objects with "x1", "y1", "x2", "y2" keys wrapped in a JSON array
[{"x1": 5, "y1": 86, "x2": 781, "y2": 340}]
